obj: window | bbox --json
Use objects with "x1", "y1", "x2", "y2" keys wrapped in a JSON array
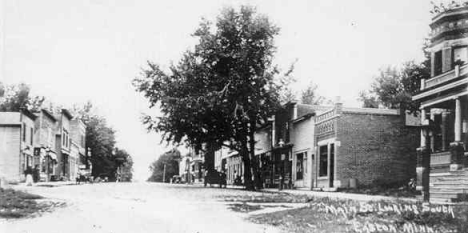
[
  {"x1": 434, "y1": 50, "x2": 443, "y2": 76},
  {"x1": 304, "y1": 153, "x2": 308, "y2": 174},
  {"x1": 453, "y1": 46, "x2": 468, "y2": 66},
  {"x1": 47, "y1": 128, "x2": 52, "y2": 146},
  {"x1": 21, "y1": 154, "x2": 25, "y2": 171},
  {"x1": 81, "y1": 135, "x2": 85, "y2": 147},
  {"x1": 296, "y1": 152, "x2": 304, "y2": 180},
  {"x1": 62, "y1": 129, "x2": 69, "y2": 148},
  {"x1": 319, "y1": 145, "x2": 328, "y2": 177},
  {"x1": 30, "y1": 127, "x2": 34, "y2": 145},
  {"x1": 22, "y1": 123, "x2": 26, "y2": 142}
]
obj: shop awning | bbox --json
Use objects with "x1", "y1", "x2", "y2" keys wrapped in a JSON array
[
  {"x1": 22, "y1": 147, "x2": 32, "y2": 156},
  {"x1": 47, "y1": 152, "x2": 57, "y2": 161}
]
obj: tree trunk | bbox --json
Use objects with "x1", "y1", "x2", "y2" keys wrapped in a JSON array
[
  {"x1": 241, "y1": 125, "x2": 255, "y2": 190},
  {"x1": 204, "y1": 143, "x2": 215, "y2": 172},
  {"x1": 249, "y1": 119, "x2": 262, "y2": 190}
]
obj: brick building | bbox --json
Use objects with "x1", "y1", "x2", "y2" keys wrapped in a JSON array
[
  {"x1": 0, "y1": 109, "x2": 37, "y2": 182},
  {"x1": 252, "y1": 102, "x2": 418, "y2": 190},
  {"x1": 212, "y1": 100, "x2": 418, "y2": 190},
  {"x1": 69, "y1": 119, "x2": 86, "y2": 181},
  {"x1": 33, "y1": 109, "x2": 58, "y2": 181},
  {"x1": 412, "y1": 5, "x2": 468, "y2": 202},
  {"x1": 314, "y1": 102, "x2": 419, "y2": 189},
  {"x1": 54, "y1": 109, "x2": 73, "y2": 180}
]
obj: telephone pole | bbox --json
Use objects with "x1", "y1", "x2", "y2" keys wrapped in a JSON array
[{"x1": 162, "y1": 163, "x2": 166, "y2": 183}]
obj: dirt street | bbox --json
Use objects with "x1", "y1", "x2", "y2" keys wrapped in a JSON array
[{"x1": 0, "y1": 182, "x2": 279, "y2": 233}]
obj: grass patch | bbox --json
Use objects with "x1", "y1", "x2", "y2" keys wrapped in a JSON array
[
  {"x1": 228, "y1": 202, "x2": 263, "y2": 213},
  {"x1": 341, "y1": 186, "x2": 420, "y2": 198},
  {"x1": 0, "y1": 188, "x2": 62, "y2": 219},
  {"x1": 249, "y1": 196, "x2": 468, "y2": 233}
]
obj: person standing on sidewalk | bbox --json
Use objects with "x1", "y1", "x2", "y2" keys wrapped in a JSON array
[{"x1": 24, "y1": 166, "x2": 34, "y2": 186}]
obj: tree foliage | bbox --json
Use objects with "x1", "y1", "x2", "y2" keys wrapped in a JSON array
[
  {"x1": 358, "y1": 91, "x2": 379, "y2": 108},
  {"x1": 0, "y1": 82, "x2": 45, "y2": 112},
  {"x1": 115, "y1": 148, "x2": 133, "y2": 182},
  {"x1": 148, "y1": 149, "x2": 180, "y2": 182},
  {"x1": 300, "y1": 81, "x2": 325, "y2": 105},
  {"x1": 134, "y1": 6, "x2": 287, "y2": 190},
  {"x1": 359, "y1": 61, "x2": 429, "y2": 112},
  {"x1": 73, "y1": 103, "x2": 131, "y2": 180}
]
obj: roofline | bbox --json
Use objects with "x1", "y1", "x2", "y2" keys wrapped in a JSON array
[
  {"x1": 291, "y1": 112, "x2": 315, "y2": 124},
  {"x1": 41, "y1": 109, "x2": 57, "y2": 122},
  {"x1": 21, "y1": 108, "x2": 38, "y2": 120},
  {"x1": 72, "y1": 118, "x2": 86, "y2": 128},
  {"x1": 431, "y1": 6, "x2": 468, "y2": 24},
  {"x1": 61, "y1": 109, "x2": 73, "y2": 119},
  {"x1": 342, "y1": 107, "x2": 400, "y2": 115},
  {"x1": 0, "y1": 124, "x2": 21, "y2": 127}
]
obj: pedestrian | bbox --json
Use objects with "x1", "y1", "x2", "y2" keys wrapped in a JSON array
[
  {"x1": 220, "y1": 170, "x2": 227, "y2": 188},
  {"x1": 33, "y1": 165, "x2": 40, "y2": 182},
  {"x1": 25, "y1": 166, "x2": 34, "y2": 186}
]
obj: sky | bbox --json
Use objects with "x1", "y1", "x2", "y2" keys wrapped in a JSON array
[{"x1": 1, "y1": 0, "x2": 437, "y2": 181}]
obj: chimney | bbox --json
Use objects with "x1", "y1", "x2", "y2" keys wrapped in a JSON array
[
  {"x1": 292, "y1": 102, "x2": 298, "y2": 120},
  {"x1": 334, "y1": 96, "x2": 343, "y2": 114}
]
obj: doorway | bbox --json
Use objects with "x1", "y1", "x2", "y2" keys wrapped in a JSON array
[{"x1": 329, "y1": 143, "x2": 335, "y2": 187}]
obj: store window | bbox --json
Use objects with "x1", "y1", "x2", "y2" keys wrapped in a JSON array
[
  {"x1": 319, "y1": 145, "x2": 328, "y2": 177},
  {"x1": 296, "y1": 152, "x2": 304, "y2": 180}
]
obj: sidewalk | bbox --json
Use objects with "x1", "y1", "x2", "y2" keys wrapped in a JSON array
[
  {"x1": 15, "y1": 181, "x2": 77, "y2": 188},
  {"x1": 263, "y1": 188, "x2": 417, "y2": 203},
  {"x1": 187, "y1": 181, "x2": 417, "y2": 203}
]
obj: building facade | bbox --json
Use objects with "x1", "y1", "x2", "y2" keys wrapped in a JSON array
[
  {"x1": 313, "y1": 103, "x2": 419, "y2": 190},
  {"x1": 33, "y1": 109, "x2": 58, "y2": 182},
  {"x1": 54, "y1": 109, "x2": 73, "y2": 180},
  {"x1": 1, "y1": 108, "x2": 87, "y2": 183},
  {"x1": 70, "y1": 119, "x2": 86, "y2": 181},
  {"x1": 413, "y1": 6, "x2": 468, "y2": 202},
  {"x1": 0, "y1": 110, "x2": 37, "y2": 182},
  {"x1": 214, "y1": 101, "x2": 418, "y2": 191}
]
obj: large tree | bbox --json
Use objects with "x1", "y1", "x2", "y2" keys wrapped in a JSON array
[
  {"x1": 359, "y1": 37, "x2": 430, "y2": 112},
  {"x1": 72, "y1": 103, "x2": 120, "y2": 179},
  {"x1": 134, "y1": 6, "x2": 287, "y2": 190},
  {"x1": 114, "y1": 148, "x2": 133, "y2": 182}
]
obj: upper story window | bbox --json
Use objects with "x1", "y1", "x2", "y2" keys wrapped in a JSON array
[
  {"x1": 30, "y1": 127, "x2": 33, "y2": 145},
  {"x1": 434, "y1": 50, "x2": 443, "y2": 76},
  {"x1": 47, "y1": 128, "x2": 52, "y2": 146},
  {"x1": 62, "y1": 129, "x2": 69, "y2": 149},
  {"x1": 453, "y1": 46, "x2": 468, "y2": 66},
  {"x1": 22, "y1": 123, "x2": 26, "y2": 142}
]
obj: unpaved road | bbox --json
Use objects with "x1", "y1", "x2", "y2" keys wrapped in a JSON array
[{"x1": 1, "y1": 182, "x2": 279, "y2": 233}]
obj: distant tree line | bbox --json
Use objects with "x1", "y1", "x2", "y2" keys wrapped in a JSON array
[{"x1": 148, "y1": 149, "x2": 180, "y2": 182}]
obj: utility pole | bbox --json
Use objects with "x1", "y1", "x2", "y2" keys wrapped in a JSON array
[{"x1": 162, "y1": 163, "x2": 166, "y2": 183}]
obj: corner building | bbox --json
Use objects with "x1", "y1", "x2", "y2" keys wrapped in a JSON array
[{"x1": 413, "y1": 6, "x2": 468, "y2": 202}]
